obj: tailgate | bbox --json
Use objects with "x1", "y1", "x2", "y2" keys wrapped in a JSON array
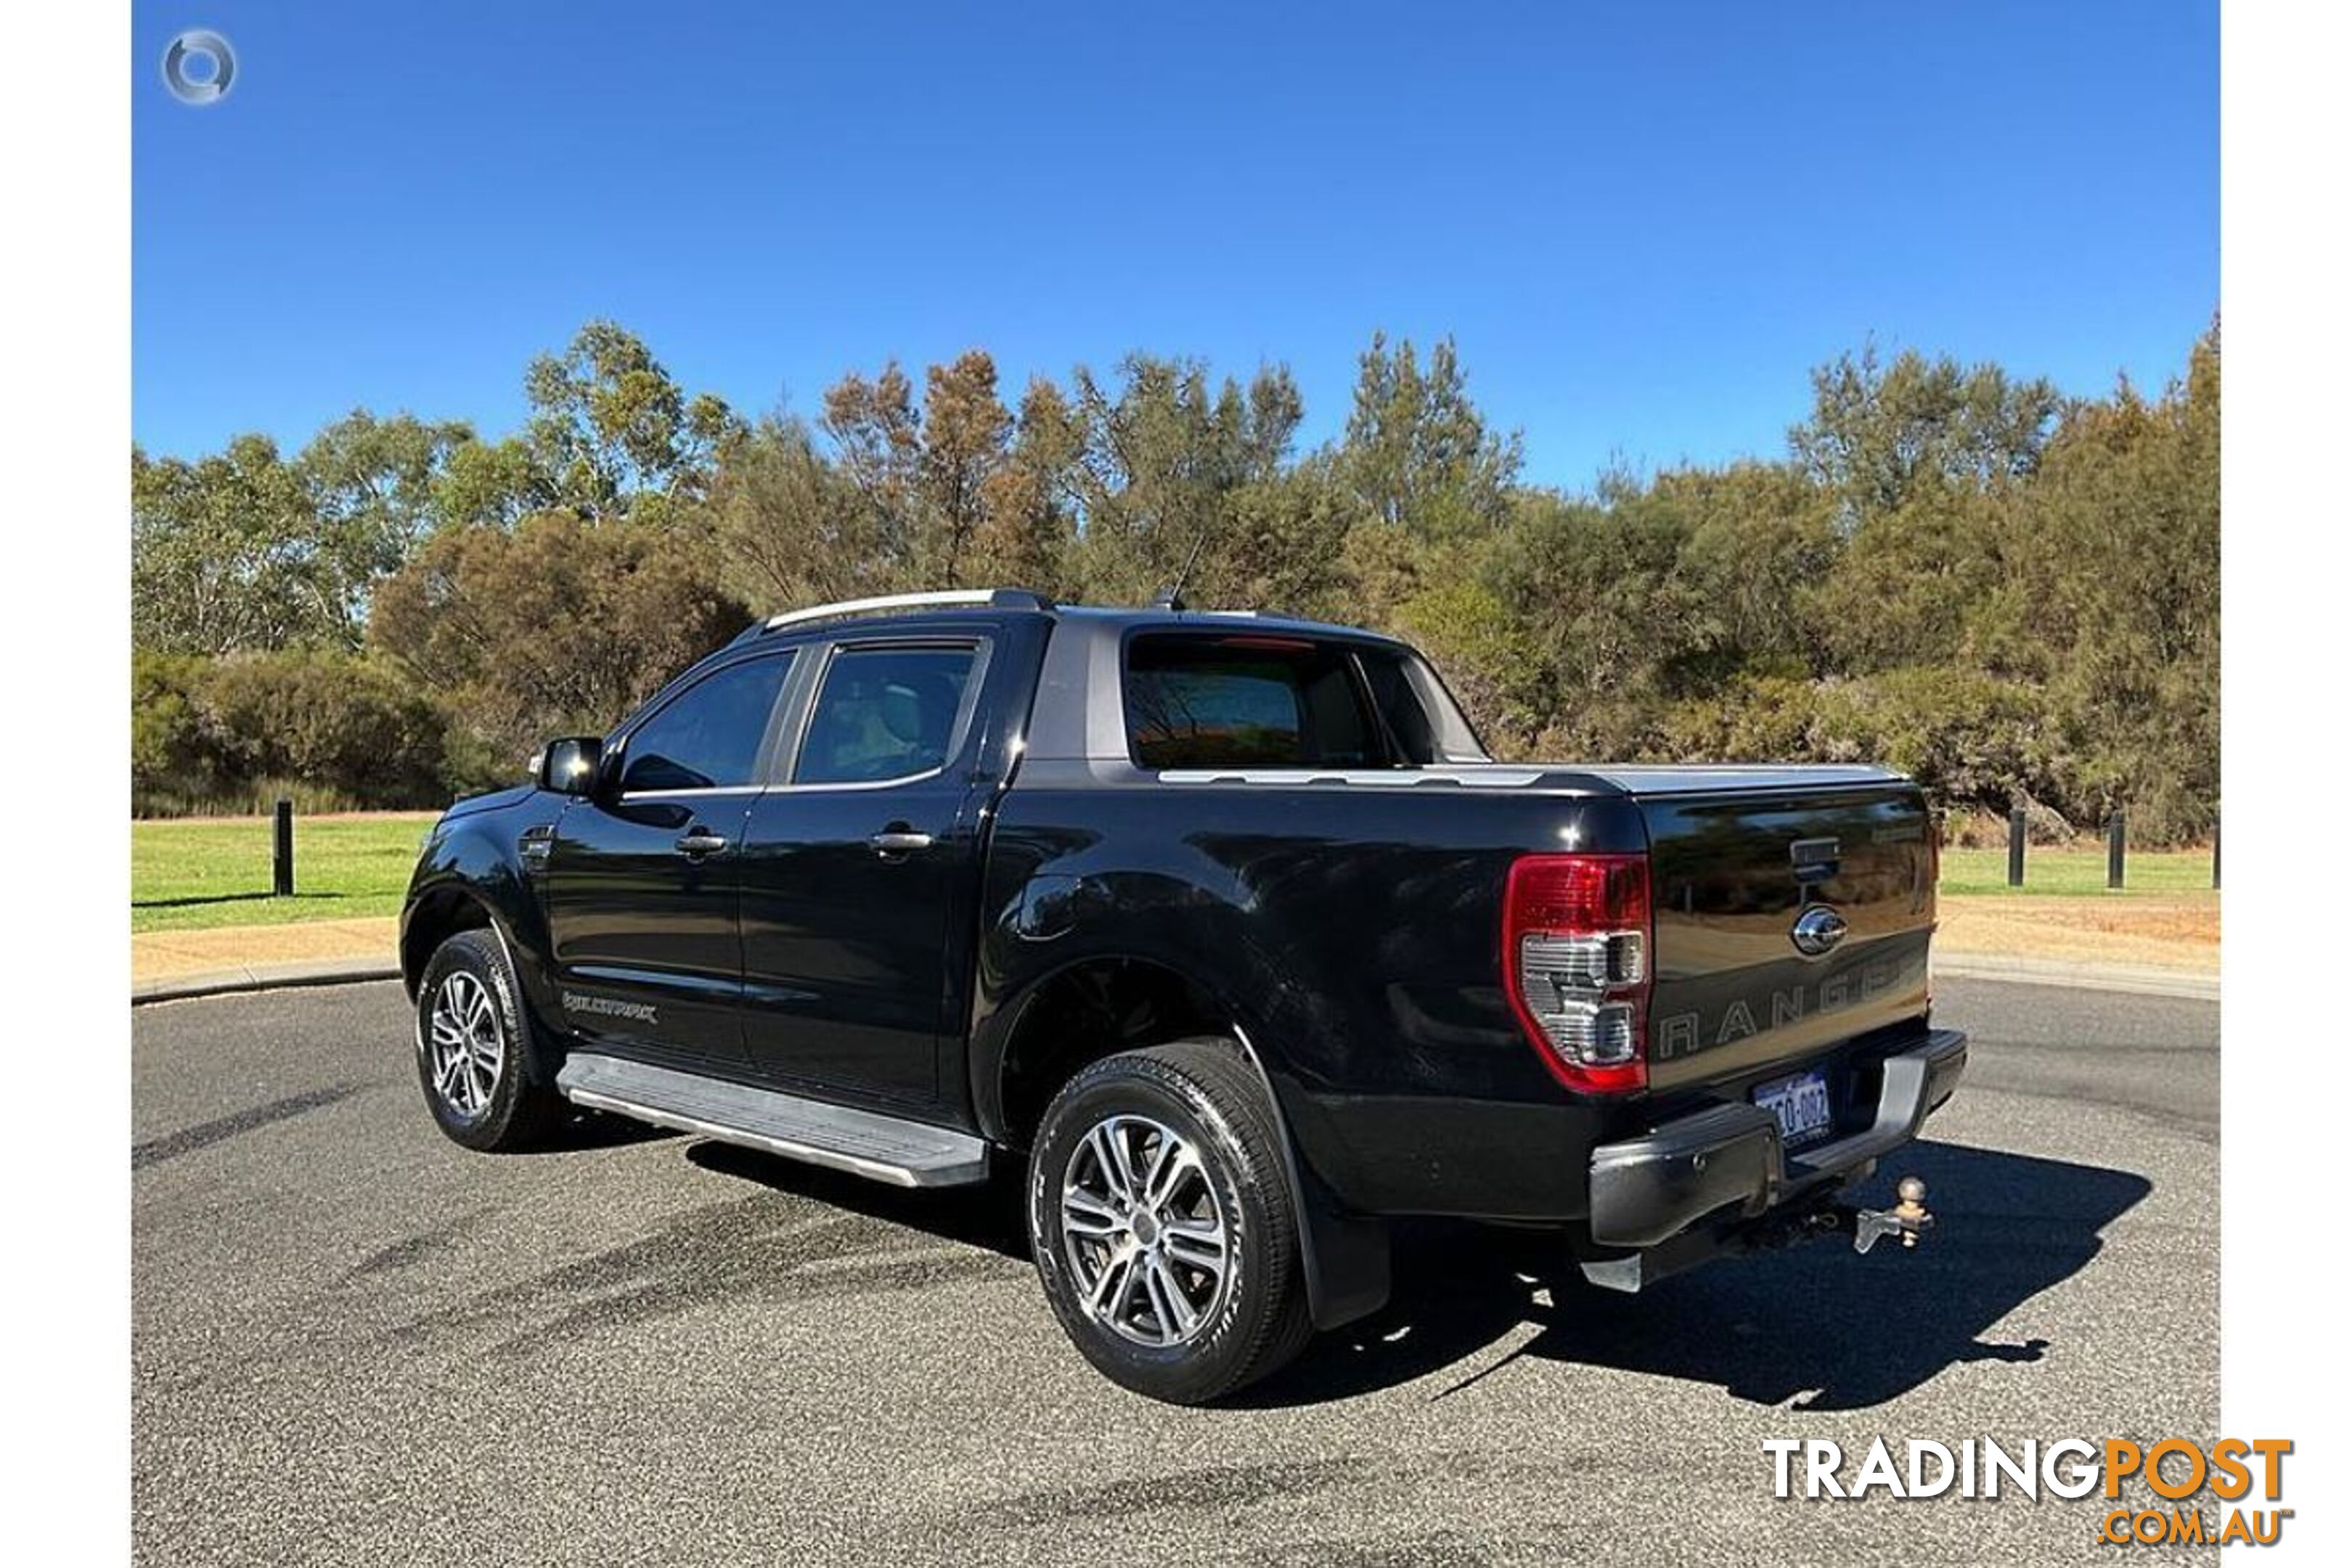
[{"x1": 1638, "y1": 780, "x2": 1935, "y2": 1093}]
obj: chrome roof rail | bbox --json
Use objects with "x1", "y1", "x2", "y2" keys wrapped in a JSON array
[{"x1": 762, "y1": 588, "x2": 1051, "y2": 630}]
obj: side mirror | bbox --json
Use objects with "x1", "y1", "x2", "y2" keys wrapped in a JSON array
[{"x1": 534, "y1": 736, "x2": 605, "y2": 796}]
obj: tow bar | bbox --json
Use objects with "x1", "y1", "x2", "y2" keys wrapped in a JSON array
[
  {"x1": 1847, "y1": 1175, "x2": 1934, "y2": 1254},
  {"x1": 1578, "y1": 1174, "x2": 1939, "y2": 1291}
]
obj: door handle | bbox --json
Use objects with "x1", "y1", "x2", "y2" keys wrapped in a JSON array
[
  {"x1": 868, "y1": 829, "x2": 936, "y2": 857},
  {"x1": 674, "y1": 828, "x2": 729, "y2": 857}
]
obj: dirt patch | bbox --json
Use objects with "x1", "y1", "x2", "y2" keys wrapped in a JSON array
[
  {"x1": 131, "y1": 917, "x2": 399, "y2": 984},
  {"x1": 1938, "y1": 895, "x2": 2218, "y2": 973}
]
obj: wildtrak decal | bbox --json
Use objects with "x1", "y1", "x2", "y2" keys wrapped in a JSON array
[{"x1": 563, "y1": 992, "x2": 657, "y2": 1026}]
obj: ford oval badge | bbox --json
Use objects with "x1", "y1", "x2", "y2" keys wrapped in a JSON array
[{"x1": 1790, "y1": 905, "x2": 1849, "y2": 957}]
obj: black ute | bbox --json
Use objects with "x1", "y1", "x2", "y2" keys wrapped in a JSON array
[{"x1": 401, "y1": 589, "x2": 1966, "y2": 1402}]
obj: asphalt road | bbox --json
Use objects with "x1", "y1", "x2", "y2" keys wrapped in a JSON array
[{"x1": 133, "y1": 978, "x2": 2217, "y2": 1567}]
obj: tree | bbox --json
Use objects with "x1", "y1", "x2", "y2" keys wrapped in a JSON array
[
  {"x1": 1803, "y1": 478, "x2": 2008, "y2": 674},
  {"x1": 297, "y1": 410, "x2": 473, "y2": 618},
  {"x1": 433, "y1": 435, "x2": 549, "y2": 530},
  {"x1": 1619, "y1": 460, "x2": 1838, "y2": 678},
  {"x1": 128, "y1": 314, "x2": 2224, "y2": 841},
  {"x1": 131, "y1": 646, "x2": 463, "y2": 814},
  {"x1": 520, "y1": 319, "x2": 738, "y2": 522},
  {"x1": 1790, "y1": 344, "x2": 2060, "y2": 526},
  {"x1": 198, "y1": 650, "x2": 460, "y2": 807},
  {"x1": 135, "y1": 413, "x2": 478, "y2": 655},
  {"x1": 1339, "y1": 333, "x2": 1521, "y2": 542},
  {"x1": 706, "y1": 413, "x2": 908, "y2": 612},
  {"x1": 369, "y1": 511, "x2": 751, "y2": 764},
  {"x1": 1486, "y1": 486, "x2": 1710, "y2": 757},
  {"x1": 973, "y1": 377, "x2": 1082, "y2": 594},
  {"x1": 1061, "y1": 354, "x2": 1305, "y2": 603},
  {"x1": 917, "y1": 351, "x2": 1013, "y2": 587},
  {"x1": 1990, "y1": 323, "x2": 2221, "y2": 835},
  {"x1": 133, "y1": 436, "x2": 348, "y2": 653},
  {"x1": 1392, "y1": 576, "x2": 1548, "y2": 754},
  {"x1": 1205, "y1": 464, "x2": 1355, "y2": 622},
  {"x1": 813, "y1": 358, "x2": 924, "y2": 584}
]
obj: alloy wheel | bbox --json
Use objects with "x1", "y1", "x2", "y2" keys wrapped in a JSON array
[
  {"x1": 1058, "y1": 1114, "x2": 1232, "y2": 1346},
  {"x1": 426, "y1": 970, "x2": 504, "y2": 1120}
]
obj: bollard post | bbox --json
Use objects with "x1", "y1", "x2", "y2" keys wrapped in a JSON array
[
  {"x1": 2106, "y1": 810, "x2": 2125, "y2": 891},
  {"x1": 273, "y1": 798, "x2": 295, "y2": 897},
  {"x1": 2007, "y1": 806, "x2": 2027, "y2": 888}
]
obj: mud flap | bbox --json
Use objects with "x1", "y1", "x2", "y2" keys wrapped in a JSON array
[
  {"x1": 1292, "y1": 1159, "x2": 1392, "y2": 1330},
  {"x1": 1230, "y1": 1027, "x2": 1392, "y2": 1330}
]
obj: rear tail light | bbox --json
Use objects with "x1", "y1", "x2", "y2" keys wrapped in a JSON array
[{"x1": 1503, "y1": 852, "x2": 1652, "y2": 1094}]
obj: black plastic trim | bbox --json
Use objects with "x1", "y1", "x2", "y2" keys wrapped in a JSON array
[{"x1": 1588, "y1": 1029, "x2": 1967, "y2": 1249}]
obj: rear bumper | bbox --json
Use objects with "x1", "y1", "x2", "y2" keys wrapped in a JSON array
[{"x1": 1588, "y1": 1029, "x2": 1968, "y2": 1250}]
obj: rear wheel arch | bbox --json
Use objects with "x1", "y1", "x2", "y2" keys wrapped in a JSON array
[
  {"x1": 985, "y1": 953, "x2": 1393, "y2": 1335},
  {"x1": 987, "y1": 954, "x2": 1246, "y2": 1152}
]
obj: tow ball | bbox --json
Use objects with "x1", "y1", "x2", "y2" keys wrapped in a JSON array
[{"x1": 1847, "y1": 1175, "x2": 1933, "y2": 1255}]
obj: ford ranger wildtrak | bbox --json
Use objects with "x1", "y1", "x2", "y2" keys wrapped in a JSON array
[{"x1": 400, "y1": 588, "x2": 1965, "y2": 1403}]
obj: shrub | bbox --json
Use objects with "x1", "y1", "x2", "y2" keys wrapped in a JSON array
[
  {"x1": 131, "y1": 649, "x2": 472, "y2": 815},
  {"x1": 369, "y1": 511, "x2": 753, "y2": 765},
  {"x1": 1810, "y1": 666, "x2": 2054, "y2": 818},
  {"x1": 132, "y1": 651, "x2": 230, "y2": 811}
]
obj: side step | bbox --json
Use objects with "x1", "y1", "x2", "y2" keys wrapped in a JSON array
[{"x1": 555, "y1": 1053, "x2": 989, "y2": 1188}]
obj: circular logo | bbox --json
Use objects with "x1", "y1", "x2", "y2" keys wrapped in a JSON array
[
  {"x1": 161, "y1": 29, "x2": 237, "y2": 106},
  {"x1": 1789, "y1": 905, "x2": 1850, "y2": 958}
]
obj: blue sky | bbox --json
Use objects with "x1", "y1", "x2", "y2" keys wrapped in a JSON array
[{"x1": 133, "y1": 1, "x2": 2216, "y2": 489}]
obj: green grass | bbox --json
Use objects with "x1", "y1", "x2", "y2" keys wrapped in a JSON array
[
  {"x1": 1937, "y1": 845, "x2": 2218, "y2": 899},
  {"x1": 131, "y1": 813, "x2": 439, "y2": 933},
  {"x1": 131, "y1": 813, "x2": 2218, "y2": 936}
]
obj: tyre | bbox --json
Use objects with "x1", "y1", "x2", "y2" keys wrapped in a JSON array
[
  {"x1": 413, "y1": 928, "x2": 565, "y2": 1152},
  {"x1": 1026, "y1": 1037, "x2": 1313, "y2": 1404}
]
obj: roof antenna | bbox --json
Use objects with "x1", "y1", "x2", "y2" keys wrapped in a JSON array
[{"x1": 1156, "y1": 524, "x2": 1212, "y2": 612}]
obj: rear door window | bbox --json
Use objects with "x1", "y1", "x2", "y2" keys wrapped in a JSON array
[{"x1": 795, "y1": 644, "x2": 981, "y2": 785}]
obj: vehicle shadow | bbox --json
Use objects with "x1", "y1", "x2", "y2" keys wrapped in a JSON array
[
  {"x1": 547, "y1": 1108, "x2": 683, "y2": 1152},
  {"x1": 1238, "y1": 1139, "x2": 2155, "y2": 1411},
  {"x1": 685, "y1": 1140, "x2": 1031, "y2": 1260},
  {"x1": 674, "y1": 1133, "x2": 2153, "y2": 1412}
]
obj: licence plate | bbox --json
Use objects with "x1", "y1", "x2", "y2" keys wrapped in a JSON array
[{"x1": 1754, "y1": 1069, "x2": 1834, "y2": 1148}]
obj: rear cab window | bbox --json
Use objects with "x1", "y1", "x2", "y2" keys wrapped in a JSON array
[{"x1": 1122, "y1": 631, "x2": 1486, "y2": 769}]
